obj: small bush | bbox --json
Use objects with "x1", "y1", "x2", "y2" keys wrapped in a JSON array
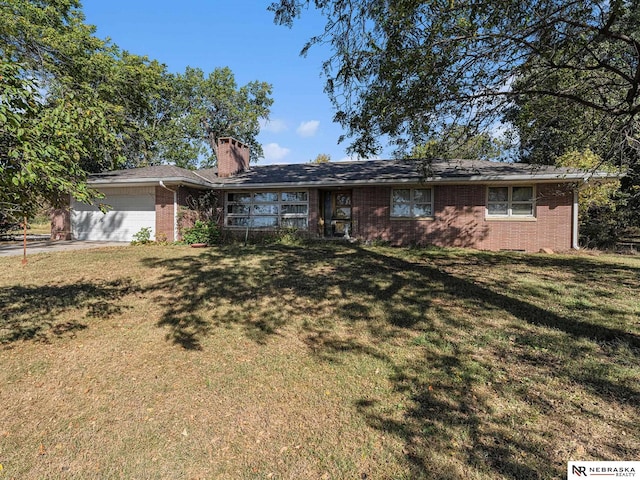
[
  {"x1": 131, "y1": 227, "x2": 153, "y2": 245},
  {"x1": 155, "y1": 232, "x2": 168, "y2": 245},
  {"x1": 181, "y1": 220, "x2": 220, "y2": 245},
  {"x1": 272, "y1": 228, "x2": 306, "y2": 246}
]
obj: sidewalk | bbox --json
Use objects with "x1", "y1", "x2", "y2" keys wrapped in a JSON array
[{"x1": 0, "y1": 240, "x2": 128, "y2": 257}]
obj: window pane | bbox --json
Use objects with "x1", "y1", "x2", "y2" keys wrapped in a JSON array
[
  {"x1": 413, "y1": 189, "x2": 431, "y2": 202},
  {"x1": 391, "y1": 204, "x2": 410, "y2": 217},
  {"x1": 334, "y1": 207, "x2": 351, "y2": 219},
  {"x1": 253, "y1": 204, "x2": 278, "y2": 215},
  {"x1": 512, "y1": 186, "x2": 533, "y2": 202},
  {"x1": 488, "y1": 187, "x2": 508, "y2": 202},
  {"x1": 488, "y1": 203, "x2": 508, "y2": 215},
  {"x1": 512, "y1": 203, "x2": 534, "y2": 215},
  {"x1": 281, "y1": 218, "x2": 308, "y2": 228},
  {"x1": 392, "y1": 189, "x2": 411, "y2": 203},
  {"x1": 227, "y1": 204, "x2": 249, "y2": 215},
  {"x1": 227, "y1": 193, "x2": 251, "y2": 203},
  {"x1": 227, "y1": 217, "x2": 250, "y2": 227},
  {"x1": 282, "y1": 204, "x2": 308, "y2": 215},
  {"x1": 225, "y1": 190, "x2": 310, "y2": 229},
  {"x1": 253, "y1": 192, "x2": 278, "y2": 202},
  {"x1": 252, "y1": 216, "x2": 278, "y2": 227},
  {"x1": 281, "y1": 191, "x2": 308, "y2": 202},
  {"x1": 413, "y1": 204, "x2": 433, "y2": 217},
  {"x1": 335, "y1": 193, "x2": 351, "y2": 206}
]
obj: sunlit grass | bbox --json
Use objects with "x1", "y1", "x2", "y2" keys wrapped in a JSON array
[{"x1": 0, "y1": 243, "x2": 638, "y2": 479}]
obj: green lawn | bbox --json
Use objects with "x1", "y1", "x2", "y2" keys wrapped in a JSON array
[{"x1": 1, "y1": 243, "x2": 638, "y2": 479}]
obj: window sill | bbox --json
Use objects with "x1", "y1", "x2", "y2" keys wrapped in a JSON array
[
  {"x1": 390, "y1": 216, "x2": 435, "y2": 221},
  {"x1": 485, "y1": 216, "x2": 537, "y2": 222},
  {"x1": 225, "y1": 226, "x2": 309, "y2": 230}
]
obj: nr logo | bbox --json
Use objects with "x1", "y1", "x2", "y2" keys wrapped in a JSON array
[{"x1": 572, "y1": 465, "x2": 588, "y2": 476}]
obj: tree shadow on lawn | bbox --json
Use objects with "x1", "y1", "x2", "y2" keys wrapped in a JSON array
[
  {"x1": 142, "y1": 243, "x2": 640, "y2": 478},
  {"x1": 360, "y1": 251, "x2": 639, "y2": 478},
  {"x1": 0, "y1": 278, "x2": 141, "y2": 345}
]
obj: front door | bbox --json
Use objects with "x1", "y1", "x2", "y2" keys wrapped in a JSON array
[{"x1": 321, "y1": 191, "x2": 352, "y2": 237}]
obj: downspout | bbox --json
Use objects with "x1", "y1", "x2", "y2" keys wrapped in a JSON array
[
  {"x1": 572, "y1": 183, "x2": 582, "y2": 250},
  {"x1": 159, "y1": 181, "x2": 178, "y2": 242}
]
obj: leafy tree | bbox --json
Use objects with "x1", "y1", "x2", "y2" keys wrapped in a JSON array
[
  {"x1": 155, "y1": 67, "x2": 273, "y2": 169},
  {"x1": 556, "y1": 150, "x2": 620, "y2": 217},
  {"x1": 0, "y1": 0, "x2": 167, "y2": 221},
  {"x1": 0, "y1": 60, "x2": 111, "y2": 220},
  {"x1": 506, "y1": 56, "x2": 640, "y2": 241},
  {"x1": 1, "y1": 0, "x2": 273, "y2": 227},
  {"x1": 310, "y1": 153, "x2": 331, "y2": 163},
  {"x1": 269, "y1": 0, "x2": 640, "y2": 164},
  {"x1": 84, "y1": 49, "x2": 171, "y2": 170},
  {"x1": 1, "y1": 0, "x2": 123, "y2": 167},
  {"x1": 551, "y1": 148, "x2": 640, "y2": 248},
  {"x1": 504, "y1": 70, "x2": 609, "y2": 165},
  {"x1": 409, "y1": 127, "x2": 506, "y2": 161}
]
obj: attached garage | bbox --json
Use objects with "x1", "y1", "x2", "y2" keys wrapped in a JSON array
[{"x1": 71, "y1": 186, "x2": 156, "y2": 242}]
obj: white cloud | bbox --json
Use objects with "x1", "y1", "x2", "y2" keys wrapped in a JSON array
[
  {"x1": 261, "y1": 118, "x2": 288, "y2": 133},
  {"x1": 262, "y1": 143, "x2": 291, "y2": 162},
  {"x1": 296, "y1": 120, "x2": 320, "y2": 138}
]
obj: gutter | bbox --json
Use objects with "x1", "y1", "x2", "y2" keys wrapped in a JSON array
[
  {"x1": 88, "y1": 171, "x2": 615, "y2": 190},
  {"x1": 572, "y1": 187, "x2": 580, "y2": 250},
  {"x1": 89, "y1": 176, "x2": 213, "y2": 189},
  {"x1": 159, "y1": 181, "x2": 178, "y2": 242},
  {"x1": 213, "y1": 174, "x2": 604, "y2": 190}
]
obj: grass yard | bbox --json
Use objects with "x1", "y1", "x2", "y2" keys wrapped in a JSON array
[{"x1": 0, "y1": 243, "x2": 639, "y2": 479}]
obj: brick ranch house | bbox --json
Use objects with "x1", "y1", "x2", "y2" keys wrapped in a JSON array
[{"x1": 52, "y1": 137, "x2": 614, "y2": 252}]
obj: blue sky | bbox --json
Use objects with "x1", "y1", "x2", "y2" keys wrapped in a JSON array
[{"x1": 81, "y1": 0, "x2": 390, "y2": 165}]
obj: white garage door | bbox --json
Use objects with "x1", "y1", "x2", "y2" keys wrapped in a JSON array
[{"x1": 72, "y1": 187, "x2": 156, "y2": 242}]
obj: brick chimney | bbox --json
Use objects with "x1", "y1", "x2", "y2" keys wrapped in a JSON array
[{"x1": 217, "y1": 137, "x2": 250, "y2": 177}]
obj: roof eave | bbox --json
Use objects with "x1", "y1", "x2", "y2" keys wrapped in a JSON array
[
  {"x1": 86, "y1": 170, "x2": 616, "y2": 190},
  {"x1": 214, "y1": 173, "x2": 598, "y2": 190},
  {"x1": 88, "y1": 176, "x2": 213, "y2": 189}
]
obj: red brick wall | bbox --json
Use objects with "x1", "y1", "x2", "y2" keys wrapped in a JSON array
[
  {"x1": 217, "y1": 138, "x2": 250, "y2": 178},
  {"x1": 50, "y1": 196, "x2": 71, "y2": 240},
  {"x1": 351, "y1": 183, "x2": 574, "y2": 252},
  {"x1": 308, "y1": 189, "x2": 320, "y2": 236},
  {"x1": 155, "y1": 186, "x2": 175, "y2": 242}
]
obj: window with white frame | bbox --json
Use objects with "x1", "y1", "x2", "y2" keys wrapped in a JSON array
[
  {"x1": 487, "y1": 186, "x2": 535, "y2": 217},
  {"x1": 391, "y1": 188, "x2": 433, "y2": 218},
  {"x1": 226, "y1": 191, "x2": 309, "y2": 228}
]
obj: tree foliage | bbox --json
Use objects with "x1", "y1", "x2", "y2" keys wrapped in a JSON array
[
  {"x1": 557, "y1": 150, "x2": 619, "y2": 214},
  {"x1": 154, "y1": 67, "x2": 273, "y2": 169},
  {"x1": 270, "y1": 0, "x2": 640, "y2": 163},
  {"x1": 1, "y1": 0, "x2": 273, "y2": 223},
  {"x1": 409, "y1": 126, "x2": 506, "y2": 161},
  {"x1": 310, "y1": 153, "x2": 331, "y2": 163},
  {"x1": 1, "y1": 0, "x2": 124, "y2": 219},
  {"x1": 504, "y1": 33, "x2": 640, "y2": 243}
]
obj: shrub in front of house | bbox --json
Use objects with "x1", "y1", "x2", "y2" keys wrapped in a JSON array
[
  {"x1": 181, "y1": 220, "x2": 220, "y2": 245},
  {"x1": 131, "y1": 227, "x2": 153, "y2": 245}
]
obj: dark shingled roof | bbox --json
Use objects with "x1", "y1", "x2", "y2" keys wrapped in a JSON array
[
  {"x1": 90, "y1": 165, "x2": 214, "y2": 187},
  {"x1": 217, "y1": 159, "x2": 604, "y2": 187},
  {"x1": 88, "y1": 159, "x2": 611, "y2": 188}
]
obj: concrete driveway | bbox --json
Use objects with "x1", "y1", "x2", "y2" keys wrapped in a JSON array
[{"x1": 0, "y1": 240, "x2": 128, "y2": 257}]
